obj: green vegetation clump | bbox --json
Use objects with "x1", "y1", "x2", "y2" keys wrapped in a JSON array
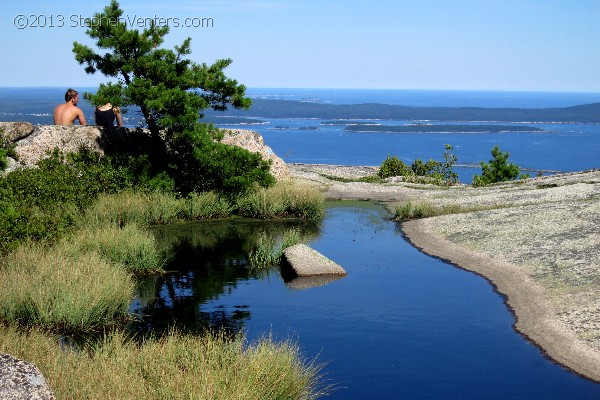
[
  {"x1": 0, "y1": 243, "x2": 134, "y2": 332},
  {"x1": 68, "y1": 224, "x2": 162, "y2": 274},
  {"x1": 237, "y1": 180, "x2": 325, "y2": 219},
  {"x1": 472, "y1": 145, "x2": 529, "y2": 187},
  {"x1": 249, "y1": 228, "x2": 302, "y2": 269},
  {"x1": 394, "y1": 201, "x2": 508, "y2": 220},
  {"x1": 0, "y1": 149, "x2": 126, "y2": 253},
  {"x1": 378, "y1": 155, "x2": 413, "y2": 179},
  {"x1": 0, "y1": 128, "x2": 18, "y2": 171},
  {"x1": 0, "y1": 326, "x2": 329, "y2": 400},
  {"x1": 378, "y1": 144, "x2": 459, "y2": 185}
]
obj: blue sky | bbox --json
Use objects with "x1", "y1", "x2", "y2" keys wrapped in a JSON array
[{"x1": 2, "y1": 0, "x2": 599, "y2": 92}]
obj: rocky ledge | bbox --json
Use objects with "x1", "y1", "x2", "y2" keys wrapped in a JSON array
[{"x1": 1, "y1": 123, "x2": 288, "y2": 180}]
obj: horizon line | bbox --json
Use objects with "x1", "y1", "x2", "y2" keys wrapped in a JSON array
[{"x1": 1, "y1": 85, "x2": 600, "y2": 95}]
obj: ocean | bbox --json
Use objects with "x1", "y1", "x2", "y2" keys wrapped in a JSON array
[{"x1": 1, "y1": 87, "x2": 599, "y2": 182}]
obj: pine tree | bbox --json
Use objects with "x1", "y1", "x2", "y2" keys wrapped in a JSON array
[{"x1": 72, "y1": 0, "x2": 251, "y2": 145}]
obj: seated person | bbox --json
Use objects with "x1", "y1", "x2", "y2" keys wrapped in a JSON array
[
  {"x1": 53, "y1": 88, "x2": 87, "y2": 125},
  {"x1": 94, "y1": 103, "x2": 123, "y2": 127}
]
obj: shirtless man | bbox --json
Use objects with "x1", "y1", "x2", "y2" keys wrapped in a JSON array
[{"x1": 53, "y1": 88, "x2": 87, "y2": 125}]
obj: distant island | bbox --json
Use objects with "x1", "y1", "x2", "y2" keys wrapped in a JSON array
[
  {"x1": 345, "y1": 124, "x2": 544, "y2": 134},
  {"x1": 208, "y1": 99, "x2": 600, "y2": 123}
]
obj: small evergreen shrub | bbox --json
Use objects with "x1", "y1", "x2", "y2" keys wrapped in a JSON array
[
  {"x1": 378, "y1": 155, "x2": 413, "y2": 178},
  {"x1": 411, "y1": 158, "x2": 441, "y2": 176},
  {"x1": 472, "y1": 145, "x2": 528, "y2": 187}
]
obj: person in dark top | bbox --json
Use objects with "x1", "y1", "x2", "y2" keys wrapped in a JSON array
[{"x1": 94, "y1": 103, "x2": 123, "y2": 127}]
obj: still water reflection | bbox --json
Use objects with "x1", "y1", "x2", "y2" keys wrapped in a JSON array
[{"x1": 133, "y1": 202, "x2": 600, "y2": 399}]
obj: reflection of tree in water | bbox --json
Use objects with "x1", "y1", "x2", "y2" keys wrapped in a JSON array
[{"x1": 129, "y1": 218, "x2": 321, "y2": 337}]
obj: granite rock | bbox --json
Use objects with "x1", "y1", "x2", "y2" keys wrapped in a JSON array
[{"x1": 0, "y1": 353, "x2": 55, "y2": 400}]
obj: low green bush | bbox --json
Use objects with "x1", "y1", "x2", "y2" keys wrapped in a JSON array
[
  {"x1": 472, "y1": 145, "x2": 529, "y2": 186},
  {"x1": 379, "y1": 144, "x2": 459, "y2": 185},
  {"x1": 168, "y1": 125, "x2": 276, "y2": 195},
  {"x1": 378, "y1": 155, "x2": 413, "y2": 178}
]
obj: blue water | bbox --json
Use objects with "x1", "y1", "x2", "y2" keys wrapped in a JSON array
[
  {"x1": 146, "y1": 203, "x2": 600, "y2": 399},
  {"x1": 1, "y1": 87, "x2": 599, "y2": 182}
]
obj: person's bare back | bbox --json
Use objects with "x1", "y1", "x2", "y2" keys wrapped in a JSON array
[{"x1": 53, "y1": 88, "x2": 87, "y2": 125}]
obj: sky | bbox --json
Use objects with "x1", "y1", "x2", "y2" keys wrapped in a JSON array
[{"x1": 1, "y1": 0, "x2": 599, "y2": 92}]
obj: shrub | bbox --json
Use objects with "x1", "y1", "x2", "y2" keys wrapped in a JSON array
[
  {"x1": 378, "y1": 155, "x2": 413, "y2": 178},
  {"x1": 437, "y1": 144, "x2": 459, "y2": 185},
  {"x1": 411, "y1": 158, "x2": 441, "y2": 176},
  {"x1": 472, "y1": 145, "x2": 526, "y2": 186},
  {"x1": 380, "y1": 144, "x2": 458, "y2": 185},
  {"x1": 168, "y1": 125, "x2": 276, "y2": 195}
]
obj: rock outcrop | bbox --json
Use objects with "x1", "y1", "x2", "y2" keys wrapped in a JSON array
[
  {"x1": 3, "y1": 122, "x2": 287, "y2": 179},
  {"x1": 0, "y1": 122, "x2": 35, "y2": 143},
  {"x1": 0, "y1": 353, "x2": 55, "y2": 400},
  {"x1": 13, "y1": 125, "x2": 105, "y2": 167},
  {"x1": 221, "y1": 129, "x2": 288, "y2": 179},
  {"x1": 282, "y1": 244, "x2": 347, "y2": 279}
]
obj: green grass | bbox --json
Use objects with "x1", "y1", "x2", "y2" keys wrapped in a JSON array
[
  {"x1": 82, "y1": 190, "x2": 234, "y2": 227},
  {"x1": 394, "y1": 201, "x2": 506, "y2": 220},
  {"x1": 0, "y1": 326, "x2": 330, "y2": 400},
  {"x1": 249, "y1": 228, "x2": 302, "y2": 269},
  {"x1": 0, "y1": 242, "x2": 134, "y2": 333},
  {"x1": 182, "y1": 191, "x2": 233, "y2": 220},
  {"x1": 321, "y1": 174, "x2": 382, "y2": 183},
  {"x1": 64, "y1": 224, "x2": 163, "y2": 274},
  {"x1": 237, "y1": 180, "x2": 325, "y2": 219}
]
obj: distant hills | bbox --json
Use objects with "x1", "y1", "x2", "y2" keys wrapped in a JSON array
[{"x1": 208, "y1": 99, "x2": 600, "y2": 123}]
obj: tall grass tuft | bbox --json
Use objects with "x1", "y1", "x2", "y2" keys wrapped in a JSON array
[
  {"x1": 182, "y1": 191, "x2": 233, "y2": 220},
  {"x1": 0, "y1": 326, "x2": 331, "y2": 400},
  {"x1": 237, "y1": 180, "x2": 325, "y2": 219},
  {"x1": 64, "y1": 224, "x2": 162, "y2": 273},
  {"x1": 83, "y1": 191, "x2": 182, "y2": 227},
  {"x1": 83, "y1": 190, "x2": 233, "y2": 228},
  {"x1": 249, "y1": 232, "x2": 279, "y2": 268},
  {"x1": 0, "y1": 243, "x2": 134, "y2": 332},
  {"x1": 249, "y1": 228, "x2": 302, "y2": 269}
]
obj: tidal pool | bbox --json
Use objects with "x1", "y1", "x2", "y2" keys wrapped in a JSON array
[{"x1": 134, "y1": 202, "x2": 600, "y2": 399}]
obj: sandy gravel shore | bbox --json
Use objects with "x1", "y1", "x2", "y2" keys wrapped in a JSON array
[{"x1": 289, "y1": 163, "x2": 600, "y2": 382}]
